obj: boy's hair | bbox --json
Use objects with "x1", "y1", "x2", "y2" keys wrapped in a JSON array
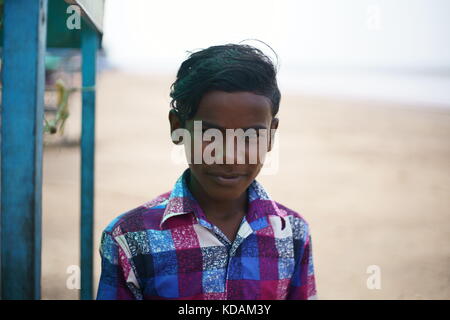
[{"x1": 169, "y1": 43, "x2": 281, "y2": 125}]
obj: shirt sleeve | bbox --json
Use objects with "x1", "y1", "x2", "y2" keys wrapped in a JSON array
[
  {"x1": 96, "y1": 230, "x2": 140, "y2": 300},
  {"x1": 286, "y1": 230, "x2": 318, "y2": 300}
]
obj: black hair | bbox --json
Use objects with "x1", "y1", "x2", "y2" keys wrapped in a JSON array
[{"x1": 169, "y1": 43, "x2": 281, "y2": 125}]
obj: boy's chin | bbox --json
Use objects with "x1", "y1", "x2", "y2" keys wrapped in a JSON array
[
  {"x1": 189, "y1": 164, "x2": 261, "y2": 200},
  {"x1": 198, "y1": 174, "x2": 251, "y2": 201}
]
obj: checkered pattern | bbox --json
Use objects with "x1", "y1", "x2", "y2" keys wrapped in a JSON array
[{"x1": 96, "y1": 168, "x2": 317, "y2": 300}]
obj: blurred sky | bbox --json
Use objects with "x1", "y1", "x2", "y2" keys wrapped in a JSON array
[{"x1": 102, "y1": 0, "x2": 450, "y2": 107}]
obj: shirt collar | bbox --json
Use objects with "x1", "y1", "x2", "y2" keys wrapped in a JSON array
[{"x1": 160, "y1": 168, "x2": 287, "y2": 229}]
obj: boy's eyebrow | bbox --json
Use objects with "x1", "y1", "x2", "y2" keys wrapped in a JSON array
[{"x1": 201, "y1": 120, "x2": 267, "y2": 131}]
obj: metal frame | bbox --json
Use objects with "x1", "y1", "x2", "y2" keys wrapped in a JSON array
[{"x1": 80, "y1": 19, "x2": 98, "y2": 300}]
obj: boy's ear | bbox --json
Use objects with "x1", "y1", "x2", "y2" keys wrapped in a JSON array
[
  {"x1": 168, "y1": 110, "x2": 183, "y2": 145},
  {"x1": 268, "y1": 117, "x2": 279, "y2": 152}
]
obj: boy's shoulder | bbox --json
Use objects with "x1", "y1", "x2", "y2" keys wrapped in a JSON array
[
  {"x1": 250, "y1": 180, "x2": 311, "y2": 232},
  {"x1": 273, "y1": 201, "x2": 312, "y2": 240},
  {"x1": 102, "y1": 191, "x2": 172, "y2": 236}
]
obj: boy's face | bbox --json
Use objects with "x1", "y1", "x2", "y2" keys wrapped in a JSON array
[{"x1": 169, "y1": 90, "x2": 279, "y2": 201}]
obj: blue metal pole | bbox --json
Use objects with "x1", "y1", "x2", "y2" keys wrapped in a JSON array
[
  {"x1": 80, "y1": 20, "x2": 98, "y2": 300},
  {"x1": 1, "y1": 0, "x2": 48, "y2": 300}
]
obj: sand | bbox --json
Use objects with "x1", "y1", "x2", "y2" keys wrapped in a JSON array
[{"x1": 41, "y1": 70, "x2": 450, "y2": 299}]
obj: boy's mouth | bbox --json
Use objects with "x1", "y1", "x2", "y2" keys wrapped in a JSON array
[{"x1": 206, "y1": 172, "x2": 246, "y2": 187}]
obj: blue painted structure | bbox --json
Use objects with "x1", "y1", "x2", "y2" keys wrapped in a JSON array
[
  {"x1": 80, "y1": 20, "x2": 98, "y2": 301},
  {"x1": 1, "y1": 0, "x2": 103, "y2": 300},
  {"x1": 1, "y1": 0, "x2": 47, "y2": 300}
]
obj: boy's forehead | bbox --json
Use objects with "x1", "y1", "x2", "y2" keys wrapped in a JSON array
[{"x1": 192, "y1": 91, "x2": 273, "y2": 128}]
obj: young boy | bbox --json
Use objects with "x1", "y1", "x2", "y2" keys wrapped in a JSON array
[{"x1": 96, "y1": 43, "x2": 317, "y2": 300}]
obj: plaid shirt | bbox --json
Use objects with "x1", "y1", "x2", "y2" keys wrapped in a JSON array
[{"x1": 97, "y1": 168, "x2": 317, "y2": 300}]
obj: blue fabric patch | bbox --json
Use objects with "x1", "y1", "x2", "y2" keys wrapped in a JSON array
[
  {"x1": 278, "y1": 257, "x2": 295, "y2": 279},
  {"x1": 227, "y1": 258, "x2": 243, "y2": 280},
  {"x1": 147, "y1": 229, "x2": 175, "y2": 253},
  {"x1": 201, "y1": 246, "x2": 228, "y2": 270},
  {"x1": 249, "y1": 217, "x2": 269, "y2": 231},
  {"x1": 241, "y1": 257, "x2": 260, "y2": 280},
  {"x1": 155, "y1": 274, "x2": 179, "y2": 298},
  {"x1": 240, "y1": 234, "x2": 259, "y2": 257},
  {"x1": 96, "y1": 282, "x2": 119, "y2": 300},
  {"x1": 142, "y1": 277, "x2": 156, "y2": 296},
  {"x1": 100, "y1": 232, "x2": 118, "y2": 264},
  {"x1": 202, "y1": 269, "x2": 226, "y2": 293},
  {"x1": 153, "y1": 250, "x2": 178, "y2": 275},
  {"x1": 99, "y1": 258, "x2": 118, "y2": 286}
]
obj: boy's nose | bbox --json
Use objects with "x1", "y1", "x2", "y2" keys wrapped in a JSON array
[{"x1": 221, "y1": 136, "x2": 246, "y2": 164}]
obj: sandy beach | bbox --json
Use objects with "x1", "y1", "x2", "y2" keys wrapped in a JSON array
[{"x1": 41, "y1": 70, "x2": 450, "y2": 299}]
